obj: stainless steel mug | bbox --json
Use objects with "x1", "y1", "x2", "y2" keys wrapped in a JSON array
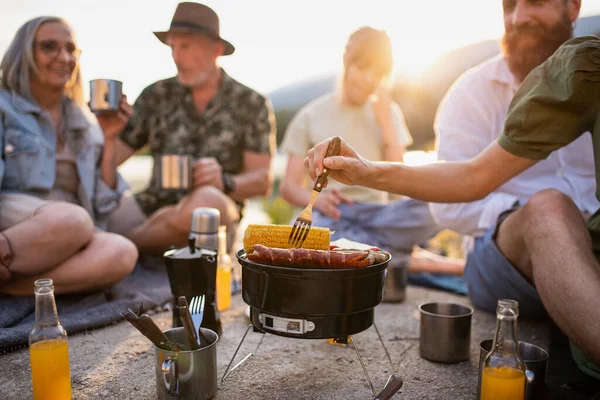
[
  {"x1": 159, "y1": 155, "x2": 193, "y2": 190},
  {"x1": 418, "y1": 302, "x2": 473, "y2": 363},
  {"x1": 477, "y1": 339, "x2": 549, "y2": 400},
  {"x1": 89, "y1": 79, "x2": 122, "y2": 113},
  {"x1": 382, "y1": 257, "x2": 408, "y2": 303},
  {"x1": 155, "y1": 327, "x2": 218, "y2": 400}
]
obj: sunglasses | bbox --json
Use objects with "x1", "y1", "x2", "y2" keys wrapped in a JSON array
[{"x1": 35, "y1": 40, "x2": 82, "y2": 59}]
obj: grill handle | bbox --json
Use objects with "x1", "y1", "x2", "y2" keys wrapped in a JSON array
[{"x1": 373, "y1": 373, "x2": 403, "y2": 400}]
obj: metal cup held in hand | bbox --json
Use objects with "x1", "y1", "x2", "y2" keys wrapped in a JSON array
[
  {"x1": 89, "y1": 79, "x2": 122, "y2": 114},
  {"x1": 159, "y1": 155, "x2": 193, "y2": 191},
  {"x1": 155, "y1": 327, "x2": 218, "y2": 400},
  {"x1": 477, "y1": 339, "x2": 549, "y2": 400}
]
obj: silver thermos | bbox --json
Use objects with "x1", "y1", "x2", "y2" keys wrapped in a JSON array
[{"x1": 189, "y1": 208, "x2": 220, "y2": 251}]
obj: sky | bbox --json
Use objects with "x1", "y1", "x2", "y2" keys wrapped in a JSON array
[{"x1": 1, "y1": 0, "x2": 600, "y2": 101}]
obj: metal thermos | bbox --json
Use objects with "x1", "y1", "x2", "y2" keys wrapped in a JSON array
[{"x1": 189, "y1": 208, "x2": 220, "y2": 251}]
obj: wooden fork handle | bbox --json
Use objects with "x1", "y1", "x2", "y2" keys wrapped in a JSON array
[
  {"x1": 313, "y1": 136, "x2": 342, "y2": 193},
  {"x1": 178, "y1": 305, "x2": 200, "y2": 350}
]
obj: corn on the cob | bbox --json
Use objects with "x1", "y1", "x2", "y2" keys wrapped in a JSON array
[{"x1": 243, "y1": 224, "x2": 330, "y2": 253}]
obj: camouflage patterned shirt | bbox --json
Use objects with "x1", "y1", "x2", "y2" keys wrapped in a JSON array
[{"x1": 120, "y1": 69, "x2": 276, "y2": 216}]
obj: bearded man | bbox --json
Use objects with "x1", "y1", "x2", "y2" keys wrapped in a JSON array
[{"x1": 430, "y1": 0, "x2": 598, "y2": 317}]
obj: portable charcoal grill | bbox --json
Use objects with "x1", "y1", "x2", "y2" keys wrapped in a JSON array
[{"x1": 221, "y1": 250, "x2": 404, "y2": 399}]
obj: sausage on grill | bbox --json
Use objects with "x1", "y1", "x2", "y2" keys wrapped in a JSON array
[{"x1": 247, "y1": 244, "x2": 390, "y2": 269}]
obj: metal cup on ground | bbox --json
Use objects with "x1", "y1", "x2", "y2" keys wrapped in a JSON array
[
  {"x1": 477, "y1": 339, "x2": 549, "y2": 400},
  {"x1": 89, "y1": 79, "x2": 123, "y2": 114},
  {"x1": 382, "y1": 255, "x2": 408, "y2": 303},
  {"x1": 158, "y1": 155, "x2": 193, "y2": 191},
  {"x1": 418, "y1": 302, "x2": 473, "y2": 363},
  {"x1": 155, "y1": 327, "x2": 218, "y2": 400}
]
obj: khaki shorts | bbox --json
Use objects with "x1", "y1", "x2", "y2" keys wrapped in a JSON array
[{"x1": 0, "y1": 193, "x2": 52, "y2": 230}]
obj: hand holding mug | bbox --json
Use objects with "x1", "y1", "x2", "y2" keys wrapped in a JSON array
[
  {"x1": 96, "y1": 95, "x2": 132, "y2": 141},
  {"x1": 193, "y1": 158, "x2": 223, "y2": 190}
]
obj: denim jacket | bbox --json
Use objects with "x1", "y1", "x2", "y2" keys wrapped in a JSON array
[{"x1": 0, "y1": 89, "x2": 128, "y2": 229}]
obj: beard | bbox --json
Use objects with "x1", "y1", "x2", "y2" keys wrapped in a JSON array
[
  {"x1": 176, "y1": 63, "x2": 217, "y2": 88},
  {"x1": 501, "y1": 11, "x2": 573, "y2": 82}
]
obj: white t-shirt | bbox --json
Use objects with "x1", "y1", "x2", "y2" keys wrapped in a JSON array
[{"x1": 281, "y1": 92, "x2": 413, "y2": 204}]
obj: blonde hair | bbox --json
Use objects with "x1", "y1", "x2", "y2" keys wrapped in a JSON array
[
  {"x1": 343, "y1": 27, "x2": 393, "y2": 77},
  {"x1": 0, "y1": 16, "x2": 84, "y2": 105}
]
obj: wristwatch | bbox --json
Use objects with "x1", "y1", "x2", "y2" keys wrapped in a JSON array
[{"x1": 222, "y1": 172, "x2": 236, "y2": 194}]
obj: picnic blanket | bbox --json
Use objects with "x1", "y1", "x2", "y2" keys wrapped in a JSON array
[{"x1": 0, "y1": 257, "x2": 173, "y2": 353}]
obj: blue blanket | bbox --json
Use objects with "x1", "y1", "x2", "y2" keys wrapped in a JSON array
[{"x1": 0, "y1": 258, "x2": 172, "y2": 353}]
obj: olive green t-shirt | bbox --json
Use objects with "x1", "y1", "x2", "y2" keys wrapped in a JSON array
[
  {"x1": 498, "y1": 35, "x2": 600, "y2": 380},
  {"x1": 499, "y1": 35, "x2": 600, "y2": 251}
]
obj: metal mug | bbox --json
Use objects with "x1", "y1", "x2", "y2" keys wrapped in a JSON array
[
  {"x1": 382, "y1": 257, "x2": 408, "y2": 303},
  {"x1": 89, "y1": 79, "x2": 122, "y2": 113},
  {"x1": 158, "y1": 155, "x2": 193, "y2": 191},
  {"x1": 418, "y1": 302, "x2": 473, "y2": 363},
  {"x1": 477, "y1": 339, "x2": 549, "y2": 400},
  {"x1": 155, "y1": 327, "x2": 218, "y2": 400}
]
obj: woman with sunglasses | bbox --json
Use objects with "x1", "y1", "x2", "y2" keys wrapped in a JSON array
[{"x1": 0, "y1": 16, "x2": 138, "y2": 295}]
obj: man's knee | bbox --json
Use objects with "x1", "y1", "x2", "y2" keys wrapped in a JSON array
[
  {"x1": 525, "y1": 189, "x2": 577, "y2": 215},
  {"x1": 184, "y1": 186, "x2": 237, "y2": 223},
  {"x1": 524, "y1": 189, "x2": 579, "y2": 222},
  {"x1": 188, "y1": 186, "x2": 229, "y2": 208}
]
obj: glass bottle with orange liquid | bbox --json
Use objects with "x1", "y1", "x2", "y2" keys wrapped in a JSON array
[
  {"x1": 29, "y1": 278, "x2": 72, "y2": 400},
  {"x1": 216, "y1": 225, "x2": 232, "y2": 311},
  {"x1": 480, "y1": 299, "x2": 526, "y2": 400}
]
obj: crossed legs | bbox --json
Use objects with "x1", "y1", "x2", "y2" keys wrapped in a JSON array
[{"x1": 0, "y1": 202, "x2": 138, "y2": 296}]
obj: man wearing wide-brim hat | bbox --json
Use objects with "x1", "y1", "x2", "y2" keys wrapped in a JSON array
[{"x1": 108, "y1": 2, "x2": 276, "y2": 257}]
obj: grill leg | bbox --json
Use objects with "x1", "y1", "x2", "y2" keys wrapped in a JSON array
[
  {"x1": 373, "y1": 322, "x2": 397, "y2": 374},
  {"x1": 349, "y1": 336, "x2": 376, "y2": 397},
  {"x1": 221, "y1": 324, "x2": 265, "y2": 382}
]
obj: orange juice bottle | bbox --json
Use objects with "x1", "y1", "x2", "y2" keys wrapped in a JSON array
[
  {"x1": 481, "y1": 366, "x2": 525, "y2": 400},
  {"x1": 29, "y1": 279, "x2": 72, "y2": 400},
  {"x1": 216, "y1": 225, "x2": 232, "y2": 311},
  {"x1": 480, "y1": 299, "x2": 526, "y2": 400}
]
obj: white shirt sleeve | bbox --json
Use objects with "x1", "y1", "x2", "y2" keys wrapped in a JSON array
[{"x1": 431, "y1": 76, "x2": 519, "y2": 237}]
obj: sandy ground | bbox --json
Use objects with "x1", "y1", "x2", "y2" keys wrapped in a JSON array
[{"x1": 0, "y1": 285, "x2": 550, "y2": 400}]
